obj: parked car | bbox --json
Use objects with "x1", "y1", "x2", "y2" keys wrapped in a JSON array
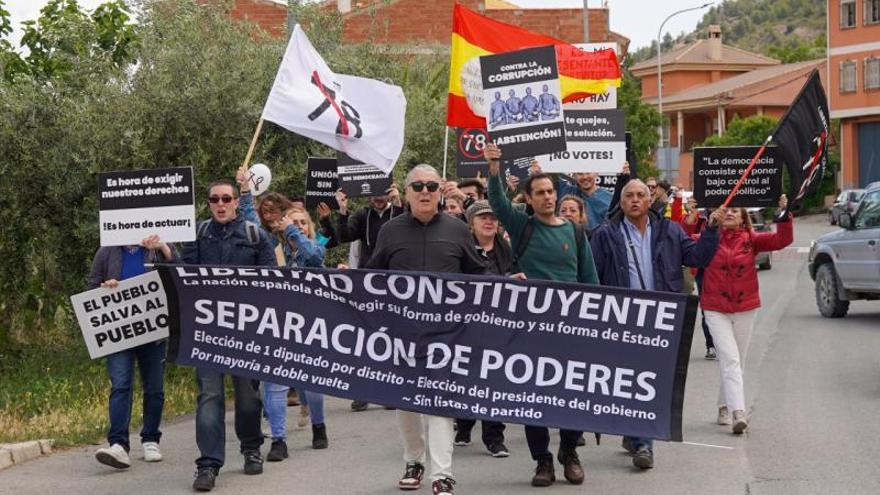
[
  {"x1": 748, "y1": 208, "x2": 773, "y2": 270},
  {"x1": 828, "y1": 189, "x2": 865, "y2": 225},
  {"x1": 809, "y1": 184, "x2": 880, "y2": 317}
]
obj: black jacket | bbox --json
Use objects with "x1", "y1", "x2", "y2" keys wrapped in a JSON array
[
  {"x1": 475, "y1": 234, "x2": 515, "y2": 276},
  {"x1": 337, "y1": 204, "x2": 405, "y2": 264},
  {"x1": 365, "y1": 212, "x2": 487, "y2": 275}
]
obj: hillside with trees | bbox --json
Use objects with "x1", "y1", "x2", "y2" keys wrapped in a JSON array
[{"x1": 630, "y1": 0, "x2": 826, "y2": 64}]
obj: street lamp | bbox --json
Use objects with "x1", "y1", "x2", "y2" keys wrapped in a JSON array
[{"x1": 656, "y1": 2, "x2": 714, "y2": 154}]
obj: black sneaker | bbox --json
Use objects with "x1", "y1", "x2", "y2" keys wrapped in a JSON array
[
  {"x1": 243, "y1": 450, "x2": 263, "y2": 475},
  {"x1": 453, "y1": 430, "x2": 471, "y2": 446},
  {"x1": 398, "y1": 462, "x2": 425, "y2": 490},
  {"x1": 705, "y1": 347, "x2": 717, "y2": 360},
  {"x1": 576, "y1": 434, "x2": 586, "y2": 446},
  {"x1": 192, "y1": 467, "x2": 218, "y2": 492},
  {"x1": 266, "y1": 440, "x2": 288, "y2": 462},
  {"x1": 632, "y1": 446, "x2": 654, "y2": 469},
  {"x1": 312, "y1": 423, "x2": 328, "y2": 450},
  {"x1": 432, "y1": 477, "x2": 456, "y2": 494},
  {"x1": 351, "y1": 400, "x2": 369, "y2": 412},
  {"x1": 486, "y1": 442, "x2": 510, "y2": 458}
]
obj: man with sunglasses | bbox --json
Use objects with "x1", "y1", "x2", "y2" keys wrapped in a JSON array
[
  {"x1": 484, "y1": 142, "x2": 598, "y2": 487},
  {"x1": 365, "y1": 164, "x2": 486, "y2": 495},
  {"x1": 182, "y1": 180, "x2": 276, "y2": 492}
]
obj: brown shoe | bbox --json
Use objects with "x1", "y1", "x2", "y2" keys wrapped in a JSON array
[
  {"x1": 557, "y1": 449, "x2": 584, "y2": 485},
  {"x1": 287, "y1": 389, "x2": 300, "y2": 407},
  {"x1": 531, "y1": 457, "x2": 555, "y2": 487}
]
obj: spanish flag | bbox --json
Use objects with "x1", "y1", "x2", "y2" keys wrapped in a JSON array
[{"x1": 447, "y1": 4, "x2": 621, "y2": 129}]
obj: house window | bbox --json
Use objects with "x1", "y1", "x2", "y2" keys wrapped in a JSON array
[
  {"x1": 841, "y1": 60, "x2": 858, "y2": 93},
  {"x1": 866, "y1": 0, "x2": 880, "y2": 24},
  {"x1": 866, "y1": 57, "x2": 880, "y2": 90},
  {"x1": 841, "y1": 0, "x2": 857, "y2": 28}
]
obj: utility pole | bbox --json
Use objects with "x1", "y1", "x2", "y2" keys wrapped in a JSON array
[{"x1": 582, "y1": 0, "x2": 590, "y2": 43}]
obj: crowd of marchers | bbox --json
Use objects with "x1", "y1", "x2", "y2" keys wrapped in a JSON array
[{"x1": 85, "y1": 142, "x2": 792, "y2": 494}]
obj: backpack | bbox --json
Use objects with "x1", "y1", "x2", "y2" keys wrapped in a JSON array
[
  {"x1": 513, "y1": 217, "x2": 589, "y2": 281},
  {"x1": 196, "y1": 219, "x2": 260, "y2": 245}
]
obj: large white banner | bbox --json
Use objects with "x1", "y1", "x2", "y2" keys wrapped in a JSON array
[
  {"x1": 262, "y1": 24, "x2": 406, "y2": 174},
  {"x1": 70, "y1": 271, "x2": 169, "y2": 359}
]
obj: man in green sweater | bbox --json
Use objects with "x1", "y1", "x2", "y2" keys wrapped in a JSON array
[{"x1": 484, "y1": 142, "x2": 598, "y2": 487}]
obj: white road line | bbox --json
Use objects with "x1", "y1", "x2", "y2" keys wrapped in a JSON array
[{"x1": 682, "y1": 441, "x2": 736, "y2": 450}]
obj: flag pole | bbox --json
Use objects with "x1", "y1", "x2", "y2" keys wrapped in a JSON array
[
  {"x1": 721, "y1": 135, "x2": 773, "y2": 209},
  {"x1": 442, "y1": 126, "x2": 450, "y2": 179},
  {"x1": 241, "y1": 117, "x2": 265, "y2": 170}
]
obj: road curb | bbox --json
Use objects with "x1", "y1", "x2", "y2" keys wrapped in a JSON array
[{"x1": 0, "y1": 440, "x2": 54, "y2": 471}]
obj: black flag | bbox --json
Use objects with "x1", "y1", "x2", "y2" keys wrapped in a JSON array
[{"x1": 771, "y1": 69, "x2": 830, "y2": 204}]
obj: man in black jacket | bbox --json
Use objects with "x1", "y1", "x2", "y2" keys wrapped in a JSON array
[
  {"x1": 335, "y1": 185, "x2": 404, "y2": 266},
  {"x1": 366, "y1": 164, "x2": 486, "y2": 495}
]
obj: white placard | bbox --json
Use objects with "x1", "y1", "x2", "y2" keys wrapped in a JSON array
[{"x1": 70, "y1": 270, "x2": 169, "y2": 359}]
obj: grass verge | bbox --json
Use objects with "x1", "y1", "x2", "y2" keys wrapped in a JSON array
[{"x1": 0, "y1": 344, "x2": 198, "y2": 447}]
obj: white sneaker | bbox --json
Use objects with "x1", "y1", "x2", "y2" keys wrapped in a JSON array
[
  {"x1": 143, "y1": 442, "x2": 163, "y2": 462},
  {"x1": 717, "y1": 406, "x2": 732, "y2": 425},
  {"x1": 96, "y1": 443, "x2": 131, "y2": 469},
  {"x1": 732, "y1": 410, "x2": 748, "y2": 434}
]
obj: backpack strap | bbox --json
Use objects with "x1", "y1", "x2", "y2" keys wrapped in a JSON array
[
  {"x1": 571, "y1": 220, "x2": 587, "y2": 280},
  {"x1": 513, "y1": 216, "x2": 535, "y2": 266},
  {"x1": 196, "y1": 219, "x2": 212, "y2": 239}
]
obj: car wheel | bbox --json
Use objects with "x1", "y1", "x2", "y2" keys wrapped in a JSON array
[
  {"x1": 758, "y1": 254, "x2": 772, "y2": 271},
  {"x1": 815, "y1": 263, "x2": 849, "y2": 318}
]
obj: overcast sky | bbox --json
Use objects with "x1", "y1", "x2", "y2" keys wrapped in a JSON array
[{"x1": 6, "y1": 0, "x2": 714, "y2": 52}]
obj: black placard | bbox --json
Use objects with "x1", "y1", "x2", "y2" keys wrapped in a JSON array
[
  {"x1": 456, "y1": 127, "x2": 490, "y2": 178},
  {"x1": 480, "y1": 46, "x2": 567, "y2": 159},
  {"x1": 693, "y1": 146, "x2": 783, "y2": 208},
  {"x1": 336, "y1": 152, "x2": 393, "y2": 198},
  {"x1": 306, "y1": 157, "x2": 339, "y2": 210}
]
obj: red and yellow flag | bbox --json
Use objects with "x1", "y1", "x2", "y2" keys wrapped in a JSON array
[{"x1": 447, "y1": 4, "x2": 621, "y2": 129}]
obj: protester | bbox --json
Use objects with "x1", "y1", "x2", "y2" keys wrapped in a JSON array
[
  {"x1": 365, "y1": 164, "x2": 487, "y2": 495},
  {"x1": 485, "y1": 143, "x2": 597, "y2": 487},
  {"x1": 237, "y1": 170, "x2": 330, "y2": 455},
  {"x1": 335, "y1": 184, "x2": 404, "y2": 412},
  {"x1": 590, "y1": 178, "x2": 722, "y2": 470},
  {"x1": 453, "y1": 200, "x2": 517, "y2": 458},
  {"x1": 443, "y1": 197, "x2": 465, "y2": 217},
  {"x1": 89, "y1": 235, "x2": 177, "y2": 470},
  {"x1": 182, "y1": 180, "x2": 276, "y2": 492},
  {"x1": 683, "y1": 198, "x2": 718, "y2": 360},
  {"x1": 458, "y1": 178, "x2": 486, "y2": 201},
  {"x1": 558, "y1": 195, "x2": 588, "y2": 227},
  {"x1": 683, "y1": 196, "x2": 792, "y2": 434},
  {"x1": 556, "y1": 171, "x2": 612, "y2": 227}
]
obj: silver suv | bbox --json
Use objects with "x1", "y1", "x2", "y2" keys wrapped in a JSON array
[{"x1": 809, "y1": 185, "x2": 880, "y2": 317}]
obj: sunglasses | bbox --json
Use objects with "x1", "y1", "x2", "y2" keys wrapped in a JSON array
[
  {"x1": 648, "y1": 185, "x2": 657, "y2": 190},
  {"x1": 208, "y1": 195, "x2": 235, "y2": 204},
  {"x1": 409, "y1": 181, "x2": 440, "y2": 193}
]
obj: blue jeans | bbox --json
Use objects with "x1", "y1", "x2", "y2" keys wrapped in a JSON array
[
  {"x1": 195, "y1": 368, "x2": 264, "y2": 469},
  {"x1": 297, "y1": 390, "x2": 325, "y2": 424},
  {"x1": 263, "y1": 382, "x2": 289, "y2": 440},
  {"x1": 106, "y1": 340, "x2": 166, "y2": 451},
  {"x1": 625, "y1": 436, "x2": 654, "y2": 451}
]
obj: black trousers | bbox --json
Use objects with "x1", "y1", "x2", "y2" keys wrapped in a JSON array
[
  {"x1": 455, "y1": 418, "x2": 505, "y2": 445},
  {"x1": 524, "y1": 426, "x2": 580, "y2": 461}
]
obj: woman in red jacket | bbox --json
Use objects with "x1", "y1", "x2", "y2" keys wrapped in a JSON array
[{"x1": 683, "y1": 195, "x2": 792, "y2": 434}]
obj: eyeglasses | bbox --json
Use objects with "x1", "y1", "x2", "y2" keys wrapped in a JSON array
[
  {"x1": 208, "y1": 195, "x2": 234, "y2": 204},
  {"x1": 408, "y1": 181, "x2": 440, "y2": 193},
  {"x1": 647, "y1": 185, "x2": 657, "y2": 190}
]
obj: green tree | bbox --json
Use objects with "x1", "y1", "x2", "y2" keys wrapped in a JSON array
[{"x1": 701, "y1": 114, "x2": 777, "y2": 147}]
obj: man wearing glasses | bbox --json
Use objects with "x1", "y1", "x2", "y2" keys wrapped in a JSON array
[
  {"x1": 182, "y1": 180, "x2": 276, "y2": 492},
  {"x1": 365, "y1": 164, "x2": 487, "y2": 495}
]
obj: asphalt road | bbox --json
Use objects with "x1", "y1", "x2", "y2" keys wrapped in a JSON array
[{"x1": 2, "y1": 215, "x2": 878, "y2": 494}]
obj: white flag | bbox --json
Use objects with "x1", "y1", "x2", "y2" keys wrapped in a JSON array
[{"x1": 262, "y1": 25, "x2": 406, "y2": 174}]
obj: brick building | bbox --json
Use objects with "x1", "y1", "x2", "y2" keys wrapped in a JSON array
[
  {"x1": 828, "y1": 0, "x2": 880, "y2": 188},
  {"x1": 222, "y1": 0, "x2": 629, "y2": 51}
]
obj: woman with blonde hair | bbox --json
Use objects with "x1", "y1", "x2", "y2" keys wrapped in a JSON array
[{"x1": 558, "y1": 195, "x2": 588, "y2": 227}]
